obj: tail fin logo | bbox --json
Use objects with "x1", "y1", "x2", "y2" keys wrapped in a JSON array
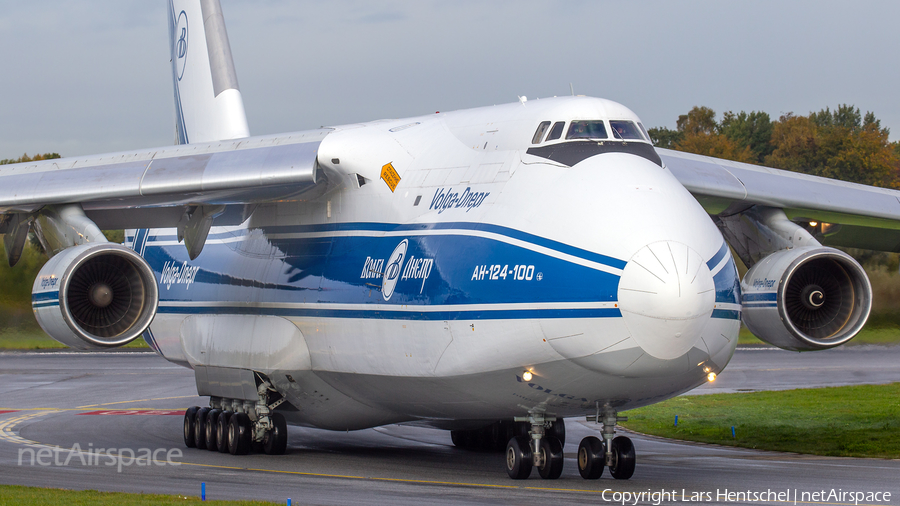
[{"x1": 174, "y1": 10, "x2": 189, "y2": 81}]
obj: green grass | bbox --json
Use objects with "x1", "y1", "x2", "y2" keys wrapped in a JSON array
[
  {"x1": 0, "y1": 485, "x2": 278, "y2": 505},
  {"x1": 0, "y1": 326, "x2": 149, "y2": 350},
  {"x1": 622, "y1": 383, "x2": 900, "y2": 458},
  {"x1": 738, "y1": 323, "x2": 900, "y2": 346}
]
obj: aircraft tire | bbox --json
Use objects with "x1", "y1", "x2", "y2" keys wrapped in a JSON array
[
  {"x1": 547, "y1": 418, "x2": 566, "y2": 446},
  {"x1": 609, "y1": 436, "x2": 636, "y2": 480},
  {"x1": 537, "y1": 436, "x2": 564, "y2": 480},
  {"x1": 577, "y1": 436, "x2": 604, "y2": 479},
  {"x1": 450, "y1": 430, "x2": 465, "y2": 448},
  {"x1": 263, "y1": 412, "x2": 288, "y2": 455},
  {"x1": 194, "y1": 407, "x2": 210, "y2": 449},
  {"x1": 488, "y1": 422, "x2": 508, "y2": 452},
  {"x1": 499, "y1": 421, "x2": 516, "y2": 452},
  {"x1": 228, "y1": 412, "x2": 252, "y2": 455},
  {"x1": 204, "y1": 409, "x2": 221, "y2": 451},
  {"x1": 469, "y1": 428, "x2": 488, "y2": 451},
  {"x1": 216, "y1": 411, "x2": 232, "y2": 453},
  {"x1": 505, "y1": 435, "x2": 533, "y2": 480},
  {"x1": 183, "y1": 406, "x2": 199, "y2": 448}
]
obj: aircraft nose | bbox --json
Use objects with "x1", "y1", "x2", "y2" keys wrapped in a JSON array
[{"x1": 617, "y1": 241, "x2": 716, "y2": 360}]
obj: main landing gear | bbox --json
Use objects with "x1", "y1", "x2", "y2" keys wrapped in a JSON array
[
  {"x1": 503, "y1": 406, "x2": 635, "y2": 480},
  {"x1": 183, "y1": 375, "x2": 288, "y2": 456}
]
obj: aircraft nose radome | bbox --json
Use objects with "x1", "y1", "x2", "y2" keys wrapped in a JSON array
[{"x1": 617, "y1": 241, "x2": 715, "y2": 360}]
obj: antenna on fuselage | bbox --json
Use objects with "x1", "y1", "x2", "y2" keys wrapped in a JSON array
[{"x1": 569, "y1": 83, "x2": 575, "y2": 96}]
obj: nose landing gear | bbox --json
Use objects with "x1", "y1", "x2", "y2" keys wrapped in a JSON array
[
  {"x1": 578, "y1": 405, "x2": 635, "y2": 480},
  {"x1": 505, "y1": 412, "x2": 565, "y2": 480}
]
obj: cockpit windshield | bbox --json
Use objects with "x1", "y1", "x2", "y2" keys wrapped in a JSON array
[
  {"x1": 610, "y1": 120, "x2": 646, "y2": 141},
  {"x1": 566, "y1": 120, "x2": 608, "y2": 140}
]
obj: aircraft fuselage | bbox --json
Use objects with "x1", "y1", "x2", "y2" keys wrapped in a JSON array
[{"x1": 135, "y1": 96, "x2": 741, "y2": 430}]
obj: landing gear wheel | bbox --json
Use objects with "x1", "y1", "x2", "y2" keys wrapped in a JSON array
[
  {"x1": 450, "y1": 422, "x2": 516, "y2": 453},
  {"x1": 466, "y1": 429, "x2": 486, "y2": 451},
  {"x1": 537, "y1": 436, "x2": 564, "y2": 480},
  {"x1": 609, "y1": 436, "x2": 636, "y2": 480},
  {"x1": 183, "y1": 406, "x2": 199, "y2": 448},
  {"x1": 577, "y1": 436, "x2": 605, "y2": 479},
  {"x1": 263, "y1": 412, "x2": 288, "y2": 455},
  {"x1": 205, "y1": 409, "x2": 221, "y2": 451},
  {"x1": 227, "y1": 412, "x2": 252, "y2": 455},
  {"x1": 505, "y1": 435, "x2": 533, "y2": 480},
  {"x1": 498, "y1": 421, "x2": 516, "y2": 452},
  {"x1": 215, "y1": 411, "x2": 232, "y2": 453},
  {"x1": 547, "y1": 419, "x2": 566, "y2": 447},
  {"x1": 194, "y1": 407, "x2": 210, "y2": 449}
]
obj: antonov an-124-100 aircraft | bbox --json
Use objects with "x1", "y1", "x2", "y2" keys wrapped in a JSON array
[{"x1": 3, "y1": 0, "x2": 896, "y2": 480}]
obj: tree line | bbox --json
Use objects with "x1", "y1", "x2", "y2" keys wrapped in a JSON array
[
  {"x1": 648, "y1": 105, "x2": 900, "y2": 188},
  {"x1": 0, "y1": 152, "x2": 61, "y2": 165},
  {"x1": 1, "y1": 107, "x2": 899, "y2": 323}
]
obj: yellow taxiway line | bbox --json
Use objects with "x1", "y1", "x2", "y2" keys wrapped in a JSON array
[{"x1": 0, "y1": 407, "x2": 889, "y2": 505}]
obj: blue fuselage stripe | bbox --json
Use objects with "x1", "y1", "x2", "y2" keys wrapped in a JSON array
[
  {"x1": 711, "y1": 309, "x2": 741, "y2": 320},
  {"x1": 152, "y1": 222, "x2": 629, "y2": 271},
  {"x1": 742, "y1": 292, "x2": 777, "y2": 302},
  {"x1": 706, "y1": 241, "x2": 729, "y2": 270},
  {"x1": 136, "y1": 223, "x2": 742, "y2": 325},
  {"x1": 156, "y1": 305, "x2": 622, "y2": 320}
]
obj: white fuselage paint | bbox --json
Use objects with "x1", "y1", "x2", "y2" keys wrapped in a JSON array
[{"x1": 139, "y1": 97, "x2": 741, "y2": 430}]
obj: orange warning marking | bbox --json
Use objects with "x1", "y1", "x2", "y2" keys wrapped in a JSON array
[{"x1": 380, "y1": 162, "x2": 401, "y2": 192}]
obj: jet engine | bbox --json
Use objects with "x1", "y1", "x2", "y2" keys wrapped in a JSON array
[
  {"x1": 741, "y1": 246, "x2": 871, "y2": 351},
  {"x1": 32, "y1": 243, "x2": 158, "y2": 350}
]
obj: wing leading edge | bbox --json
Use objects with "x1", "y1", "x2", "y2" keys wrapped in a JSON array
[
  {"x1": 662, "y1": 148, "x2": 900, "y2": 253},
  {"x1": 0, "y1": 129, "x2": 328, "y2": 263},
  {"x1": 0, "y1": 131, "x2": 326, "y2": 216}
]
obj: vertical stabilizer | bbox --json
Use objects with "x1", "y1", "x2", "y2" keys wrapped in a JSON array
[{"x1": 169, "y1": 0, "x2": 250, "y2": 145}]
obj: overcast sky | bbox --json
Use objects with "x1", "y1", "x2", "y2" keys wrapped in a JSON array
[{"x1": 1, "y1": 1, "x2": 898, "y2": 158}]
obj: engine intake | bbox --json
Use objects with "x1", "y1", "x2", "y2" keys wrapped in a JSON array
[
  {"x1": 32, "y1": 243, "x2": 158, "y2": 349},
  {"x1": 741, "y1": 247, "x2": 871, "y2": 351}
]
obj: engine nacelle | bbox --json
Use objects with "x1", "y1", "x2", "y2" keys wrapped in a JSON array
[
  {"x1": 741, "y1": 246, "x2": 871, "y2": 351},
  {"x1": 32, "y1": 243, "x2": 158, "y2": 350}
]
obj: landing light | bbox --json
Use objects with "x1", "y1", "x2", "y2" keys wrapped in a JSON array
[
  {"x1": 522, "y1": 371, "x2": 533, "y2": 382},
  {"x1": 809, "y1": 221, "x2": 818, "y2": 227},
  {"x1": 707, "y1": 372, "x2": 717, "y2": 382}
]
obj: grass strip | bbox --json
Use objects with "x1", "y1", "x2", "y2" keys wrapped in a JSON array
[
  {"x1": 622, "y1": 383, "x2": 900, "y2": 458},
  {"x1": 737, "y1": 325, "x2": 900, "y2": 346},
  {"x1": 0, "y1": 484, "x2": 280, "y2": 505},
  {"x1": 0, "y1": 327, "x2": 149, "y2": 350}
]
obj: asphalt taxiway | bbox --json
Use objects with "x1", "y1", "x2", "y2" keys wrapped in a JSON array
[{"x1": 0, "y1": 346, "x2": 898, "y2": 505}]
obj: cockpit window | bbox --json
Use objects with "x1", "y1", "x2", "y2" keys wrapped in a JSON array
[
  {"x1": 546, "y1": 121, "x2": 565, "y2": 141},
  {"x1": 566, "y1": 120, "x2": 608, "y2": 140},
  {"x1": 637, "y1": 122, "x2": 651, "y2": 142},
  {"x1": 532, "y1": 121, "x2": 551, "y2": 144},
  {"x1": 610, "y1": 120, "x2": 645, "y2": 141}
]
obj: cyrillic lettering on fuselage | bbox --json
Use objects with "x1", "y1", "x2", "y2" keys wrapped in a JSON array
[{"x1": 429, "y1": 187, "x2": 489, "y2": 214}]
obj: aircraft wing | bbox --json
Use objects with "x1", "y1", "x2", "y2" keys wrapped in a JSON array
[
  {"x1": 660, "y1": 147, "x2": 900, "y2": 252},
  {"x1": 0, "y1": 130, "x2": 327, "y2": 230}
]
